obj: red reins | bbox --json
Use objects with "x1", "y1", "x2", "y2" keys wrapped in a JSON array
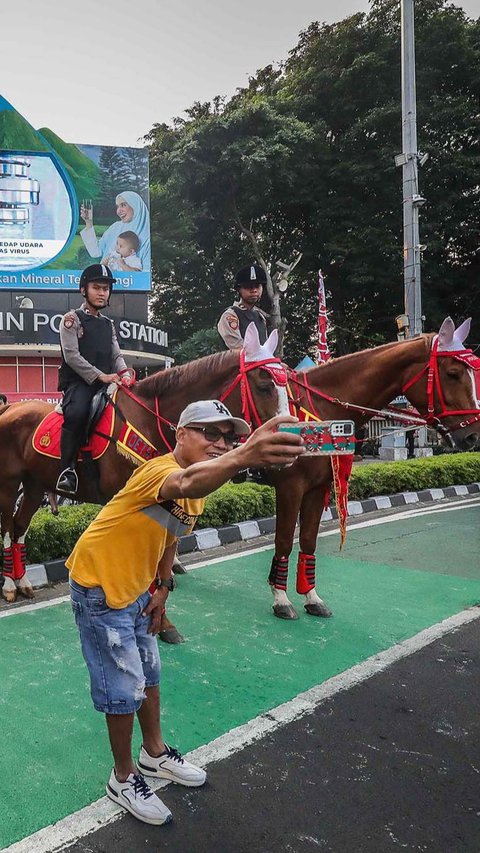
[
  {"x1": 115, "y1": 352, "x2": 286, "y2": 451},
  {"x1": 287, "y1": 338, "x2": 480, "y2": 439}
]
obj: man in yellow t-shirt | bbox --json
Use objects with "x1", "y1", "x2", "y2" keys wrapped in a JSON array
[{"x1": 68, "y1": 399, "x2": 304, "y2": 827}]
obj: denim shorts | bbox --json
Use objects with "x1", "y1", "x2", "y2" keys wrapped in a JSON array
[{"x1": 70, "y1": 579, "x2": 161, "y2": 714}]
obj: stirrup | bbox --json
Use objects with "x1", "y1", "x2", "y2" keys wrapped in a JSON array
[{"x1": 56, "y1": 468, "x2": 78, "y2": 496}]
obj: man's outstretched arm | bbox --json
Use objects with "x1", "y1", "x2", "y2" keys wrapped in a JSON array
[{"x1": 160, "y1": 415, "x2": 304, "y2": 501}]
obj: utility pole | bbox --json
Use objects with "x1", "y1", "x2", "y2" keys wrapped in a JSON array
[{"x1": 395, "y1": 0, "x2": 425, "y2": 338}]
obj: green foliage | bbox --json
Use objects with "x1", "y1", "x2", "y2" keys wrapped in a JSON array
[
  {"x1": 24, "y1": 504, "x2": 100, "y2": 564},
  {"x1": 348, "y1": 453, "x2": 480, "y2": 500},
  {"x1": 172, "y1": 328, "x2": 222, "y2": 364},
  {"x1": 198, "y1": 482, "x2": 276, "y2": 529}
]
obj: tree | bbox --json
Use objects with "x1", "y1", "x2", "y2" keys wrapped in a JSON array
[{"x1": 147, "y1": 0, "x2": 480, "y2": 362}]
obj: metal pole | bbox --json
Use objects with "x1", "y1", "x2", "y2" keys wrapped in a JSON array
[{"x1": 401, "y1": 0, "x2": 423, "y2": 337}]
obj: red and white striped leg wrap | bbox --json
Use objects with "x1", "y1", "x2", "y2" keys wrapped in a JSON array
[
  {"x1": 296, "y1": 552, "x2": 316, "y2": 594},
  {"x1": 268, "y1": 556, "x2": 289, "y2": 591}
]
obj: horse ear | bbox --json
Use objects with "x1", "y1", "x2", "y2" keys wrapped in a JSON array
[
  {"x1": 437, "y1": 317, "x2": 455, "y2": 350},
  {"x1": 454, "y1": 318, "x2": 471, "y2": 345},
  {"x1": 265, "y1": 328, "x2": 278, "y2": 355},
  {"x1": 243, "y1": 322, "x2": 261, "y2": 357}
]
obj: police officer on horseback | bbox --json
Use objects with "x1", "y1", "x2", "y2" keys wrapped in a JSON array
[
  {"x1": 56, "y1": 263, "x2": 131, "y2": 496},
  {"x1": 217, "y1": 263, "x2": 269, "y2": 349}
]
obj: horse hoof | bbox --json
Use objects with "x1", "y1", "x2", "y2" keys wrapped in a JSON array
[
  {"x1": 304, "y1": 602, "x2": 332, "y2": 617},
  {"x1": 159, "y1": 627, "x2": 185, "y2": 644},
  {"x1": 2, "y1": 588, "x2": 17, "y2": 603},
  {"x1": 272, "y1": 604, "x2": 298, "y2": 620},
  {"x1": 172, "y1": 558, "x2": 188, "y2": 575},
  {"x1": 17, "y1": 585, "x2": 35, "y2": 600}
]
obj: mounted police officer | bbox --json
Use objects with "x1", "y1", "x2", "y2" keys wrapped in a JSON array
[
  {"x1": 217, "y1": 263, "x2": 269, "y2": 349},
  {"x1": 56, "y1": 263, "x2": 131, "y2": 496}
]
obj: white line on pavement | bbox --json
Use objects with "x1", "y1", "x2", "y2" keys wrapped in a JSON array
[{"x1": 5, "y1": 605, "x2": 479, "y2": 853}]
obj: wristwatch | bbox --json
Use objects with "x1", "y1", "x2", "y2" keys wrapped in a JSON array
[{"x1": 155, "y1": 576, "x2": 176, "y2": 591}]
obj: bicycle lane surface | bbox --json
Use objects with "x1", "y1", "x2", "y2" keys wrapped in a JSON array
[{"x1": 1, "y1": 498, "x2": 479, "y2": 850}]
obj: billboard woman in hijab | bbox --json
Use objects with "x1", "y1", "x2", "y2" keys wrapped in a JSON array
[{"x1": 80, "y1": 191, "x2": 150, "y2": 271}]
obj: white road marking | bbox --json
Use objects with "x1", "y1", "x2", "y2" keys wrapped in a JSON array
[
  {"x1": 0, "y1": 595, "x2": 70, "y2": 620},
  {"x1": 5, "y1": 605, "x2": 479, "y2": 853}
]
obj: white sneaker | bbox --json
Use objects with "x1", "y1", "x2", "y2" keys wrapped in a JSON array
[
  {"x1": 138, "y1": 745, "x2": 207, "y2": 787},
  {"x1": 106, "y1": 769, "x2": 172, "y2": 825}
]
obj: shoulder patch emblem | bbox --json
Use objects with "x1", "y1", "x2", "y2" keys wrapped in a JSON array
[
  {"x1": 227, "y1": 313, "x2": 239, "y2": 330},
  {"x1": 63, "y1": 313, "x2": 76, "y2": 329}
]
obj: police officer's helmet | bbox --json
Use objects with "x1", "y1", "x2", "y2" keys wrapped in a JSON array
[
  {"x1": 79, "y1": 263, "x2": 116, "y2": 294},
  {"x1": 235, "y1": 263, "x2": 267, "y2": 289}
]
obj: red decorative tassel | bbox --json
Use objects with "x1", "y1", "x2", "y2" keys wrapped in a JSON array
[
  {"x1": 296, "y1": 552, "x2": 316, "y2": 594},
  {"x1": 331, "y1": 456, "x2": 353, "y2": 550}
]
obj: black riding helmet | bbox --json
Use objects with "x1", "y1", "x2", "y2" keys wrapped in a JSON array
[
  {"x1": 235, "y1": 263, "x2": 267, "y2": 289},
  {"x1": 79, "y1": 263, "x2": 116, "y2": 303}
]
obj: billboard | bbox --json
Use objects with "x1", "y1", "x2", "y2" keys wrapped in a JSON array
[{"x1": 0, "y1": 95, "x2": 150, "y2": 291}]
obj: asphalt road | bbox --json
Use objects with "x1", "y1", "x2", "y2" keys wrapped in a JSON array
[
  {"x1": 2, "y1": 496, "x2": 479, "y2": 852},
  {"x1": 65, "y1": 616, "x2": 480, "y2": 853}
]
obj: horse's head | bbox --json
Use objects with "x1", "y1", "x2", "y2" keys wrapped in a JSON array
[
  {"x1": 241, "y1": 323, "x2": 290, "y2": 424},
  {"x1": 405, "y1": 317, "x2": 480, "y2": 450}
]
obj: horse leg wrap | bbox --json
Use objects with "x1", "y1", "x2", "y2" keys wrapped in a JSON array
[
  {"x1": 296, "y1": 552, "x2": 316, "y2": 594},
  {"x1": 12, "y1": 542, "x2": 27, "y2": 581},
  {"x1": 268, "y1": 556, "x2": 289, "y2": 591},
  {"x1": 2, "y1": 546, "x2": 14, "y2": 580}
]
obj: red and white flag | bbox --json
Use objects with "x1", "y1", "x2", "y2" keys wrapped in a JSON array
[{"x1": 316, "y1": 269, "x2": 331, "y2": 364}]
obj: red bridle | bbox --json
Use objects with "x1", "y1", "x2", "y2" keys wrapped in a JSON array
[
  {"x1": 402, "y1": 337, "x2": 480, "y2": 439},
  {"x1": 219, "y1": 351, "x2": 287, "y2": 428},
  {"x1": 116, "y1": 352, "x2": 287, "y2": 450}
]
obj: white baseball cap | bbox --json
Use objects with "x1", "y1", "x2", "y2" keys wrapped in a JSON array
[{"x1": 177, "y1": 400, "x2": 251, "y2": 436}]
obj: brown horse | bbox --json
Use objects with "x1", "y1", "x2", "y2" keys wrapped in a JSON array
[
  {"x1": 265, "y1": 317, "x2": 480, "y2": 619},
  {"x1": 0, "y1": 326, "x2": 287, "y2": 601}
]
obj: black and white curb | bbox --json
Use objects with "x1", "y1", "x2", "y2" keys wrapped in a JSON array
[{"x1": 24, "y1": 482, "x2": 480, "y2": 589}]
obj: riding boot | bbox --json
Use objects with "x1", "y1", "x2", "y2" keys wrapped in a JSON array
[{"x1": 56, "y1": 428, "x2": 79, "y2": 496}]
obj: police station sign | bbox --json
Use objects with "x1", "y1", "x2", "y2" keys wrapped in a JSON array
[{"x1": 0, "y1": 310, "x2": 168, "y2": 355}]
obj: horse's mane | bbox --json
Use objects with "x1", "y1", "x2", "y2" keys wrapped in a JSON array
[
  {"x1": 301, "y1": 334, "x2": 433, "y2": 377},
  {"x1": 136, "y1": 349, "x2": 238, "y2": 396}
]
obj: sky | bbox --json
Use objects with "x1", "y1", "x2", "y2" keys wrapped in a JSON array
[{"x1": 2, "y1": 0, "x2": 478, "y2": 149}]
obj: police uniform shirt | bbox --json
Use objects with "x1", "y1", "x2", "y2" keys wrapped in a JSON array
[
  {"x1": 217, "y1": 302, "x2": 268, "y2": 349},
  {"x1": 59, "y1": 303, "x2": 127, "y2": 385}
]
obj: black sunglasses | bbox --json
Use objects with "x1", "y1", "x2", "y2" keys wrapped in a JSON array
[{"x1": 186, "y1": 425, "x2": 238, "y2": 446}]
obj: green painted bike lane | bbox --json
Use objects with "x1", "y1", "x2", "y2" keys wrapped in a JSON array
[{"x1": 0, "y1": 505, "x2": 479, "y2": 848}]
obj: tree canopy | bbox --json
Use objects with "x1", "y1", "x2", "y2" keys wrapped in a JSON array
[{"x1": 146, "y1": 0, "x2": 480, "y2": 364}]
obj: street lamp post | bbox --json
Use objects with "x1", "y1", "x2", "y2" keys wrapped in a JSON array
[{"x1": 397, "y1": 0, "x2": 424, "y2": 338}]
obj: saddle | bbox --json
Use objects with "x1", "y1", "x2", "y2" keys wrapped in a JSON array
[{"x1": 32, "y1": 389, "x2": 115, "y2": 461}]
